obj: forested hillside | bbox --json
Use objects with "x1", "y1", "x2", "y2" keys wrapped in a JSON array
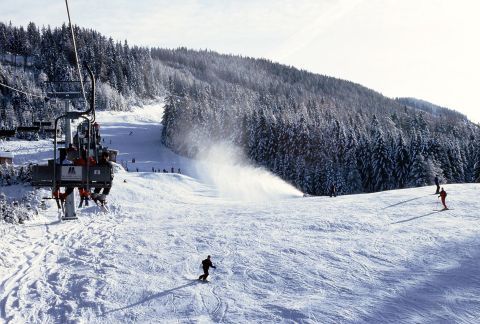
[
  {"x1": 0, "y1": 22, "x2": 170, "y2": 121},
  {"x1": 1, "y1": 22, "x2": 479, "y2": 194},
  {"x1": 158, "y1": 49, "x2": 480, "y2": 194}
]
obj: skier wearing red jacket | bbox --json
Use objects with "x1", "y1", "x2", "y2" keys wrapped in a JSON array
[{"x1": 438, "y1": 187, "x2": 448, "y2": 210}]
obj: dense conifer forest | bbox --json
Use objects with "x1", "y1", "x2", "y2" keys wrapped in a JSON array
[{"x1": 1, "y1": 22, "x2": 479, "y2": 194}]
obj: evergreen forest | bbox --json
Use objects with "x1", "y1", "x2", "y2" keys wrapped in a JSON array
[{"x1": 1, "y1": 22, "x2": 479, "y2": 195}]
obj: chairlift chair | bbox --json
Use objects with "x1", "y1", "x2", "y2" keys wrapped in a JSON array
[
  {"x1": 0, "y1": 129, "x2": 16, "y2": 137},
  {"x1": 33, "y1": 121, "x2": 52, "y2": 127},
  {"x1": 16, "y1": 126, "x2": 40, "y2": 132},
  {"x1": 32, "y1": 70, "x2": 115, "y2": 194},
  {"x1": 31, "y1": 115, "x2": 114, "y2": 189}
]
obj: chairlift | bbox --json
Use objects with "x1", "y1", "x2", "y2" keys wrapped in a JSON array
[
  {"x1": 31, "y1": 116, "x2": 114, "y2": 189},
  {"x1": 31, "y1": 67, "x2": 115, "y2": 192},
  {"x1": 0, "y1": 129, "x2": 16, "y2": 137},
  {"x1": 33, "y1": 121, "x2": 53, "y2": 127},
  {"x1": 46, "y1": 91, "x2": 84, "y2": 100},
  {"x1": 43, "y1": 128, "x2": 58, "y2": 134},
  {"x1": 16, "y1": 126, "x2": 40, "y2": 132},
  {"x1": 31, "y1": 163, "x2": 113, "y2": 188}
]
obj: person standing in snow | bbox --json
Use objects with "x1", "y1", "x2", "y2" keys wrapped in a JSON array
[
  {"x1": 198, "y1": 255, "x2": 216, "y2": 281},
  {"x1": 434, "y1": 175, "x2": 440, "y2": 194},
  {"x1": 329, "y1": 183, "x2": 337, "y2": 197},
  {"x1": 438, "y1": 187, "x2": 448, "y2": 210}
]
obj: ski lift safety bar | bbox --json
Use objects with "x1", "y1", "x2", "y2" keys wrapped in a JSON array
[
  {"x1": 31, "y1": 164, "x2": 113, "y2": 188},
  {"x1": 46, "y1": 91, "x2": 84, "y2": 99}
]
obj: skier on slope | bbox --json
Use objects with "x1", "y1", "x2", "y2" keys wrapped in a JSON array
[
  {"x1": 329, "y1": 183, "x2": 337, "y2": 197},
  {"x1": 198, "y1": 255, "x2": 216, "y2": 281},
  {"x1": 434, "y1": 175, "x2": 440, "y2": 194},
  {"x1": 438, "y1": 187, "x2": 448, "y2": 210}
]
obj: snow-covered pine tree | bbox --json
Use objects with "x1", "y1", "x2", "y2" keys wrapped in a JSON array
[
  {"x1": 474, "y1": 161, "x2": 480, "y2": 183},
  {"x1": 356, "y1": 137, "x2": 373, "y2": 192},
  {"x1": 448, "y1": 142, "x2": 465, "y2": 183},
  {"x1": 474, "y1": 137, "x2": 480, "y2": 182},
  {"x1": 372, "y1": 130, "x2": 392, "y2": 191},
  {"x1": 392, "y1": 134, "x2": 410, "y2": 188},
  {"x1": 408, "y1": 153, "x2": 428, "y2": 187},
  {"x1": 343, "y1": 132, "x2": 362, "y2": 193}
]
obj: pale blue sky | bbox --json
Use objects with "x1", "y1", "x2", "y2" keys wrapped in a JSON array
[{"x1": 3, "y1": 0, "x2": 480, "y2": 122}]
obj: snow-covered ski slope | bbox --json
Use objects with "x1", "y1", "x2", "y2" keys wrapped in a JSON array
[{"x1": 1, "y1": 103, "x2": 480, "y2": 323}]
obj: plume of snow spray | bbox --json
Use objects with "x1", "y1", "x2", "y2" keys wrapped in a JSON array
[{"x1": 194, "y1": 142, "x2": 303, "y2": 201}]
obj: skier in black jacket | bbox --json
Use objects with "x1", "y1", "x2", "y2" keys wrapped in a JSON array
[
  {"x1": 434, "y1": 175, "x2": 440, "y2": 194},
  {"x1": 199, "y1": 255, "x2": 216, "y2": 281},
  {"x1": 329, "y1": 183, "x2": 337, "y2": 197}
]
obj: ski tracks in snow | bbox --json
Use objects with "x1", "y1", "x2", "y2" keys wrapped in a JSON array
[
  {"x1": 3, "y1": 104, "x2": 480, "y2": 322},
  {"x1": 0, "y1": 203, "x2": 122, "y2": 322}
]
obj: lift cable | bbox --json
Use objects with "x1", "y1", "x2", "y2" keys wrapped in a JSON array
[
  {"x1": 65, "y1": 0, "x2": 87, "y2": 103},
  {"x1": 0, "y1": 81, "x2": 46, "y2": 100}
]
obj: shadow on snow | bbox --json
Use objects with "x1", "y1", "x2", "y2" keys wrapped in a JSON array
[
  {"x1": 382, "y1": 195, "x2": 431, "y2": 210},
  {"x1": 390, "y1": 211, "x2": 443, "y2": 225},
  {"x1": 102, "y1": 281, "x2": 198, "y2": 315},
  {"x1": 360, "y1": 240, "x2": 480, "y2": 323}
]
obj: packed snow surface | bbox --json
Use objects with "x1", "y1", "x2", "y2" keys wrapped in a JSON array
[{"x1": 1, "y1": 103, "x2": 480, "y2": 323}]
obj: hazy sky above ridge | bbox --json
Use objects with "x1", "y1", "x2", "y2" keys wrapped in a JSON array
[{"x1": 4, "y1": 0, "x2": 480, "y2": 122}]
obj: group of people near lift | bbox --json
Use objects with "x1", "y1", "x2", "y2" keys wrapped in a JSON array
[{"x1": 53, "y1": 147, "x2": 112, "y2": 207}]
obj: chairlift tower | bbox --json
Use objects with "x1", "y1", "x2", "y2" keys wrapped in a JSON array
[{"x1": 63, "y1": 101, "x2": 76, "y2": 219}]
